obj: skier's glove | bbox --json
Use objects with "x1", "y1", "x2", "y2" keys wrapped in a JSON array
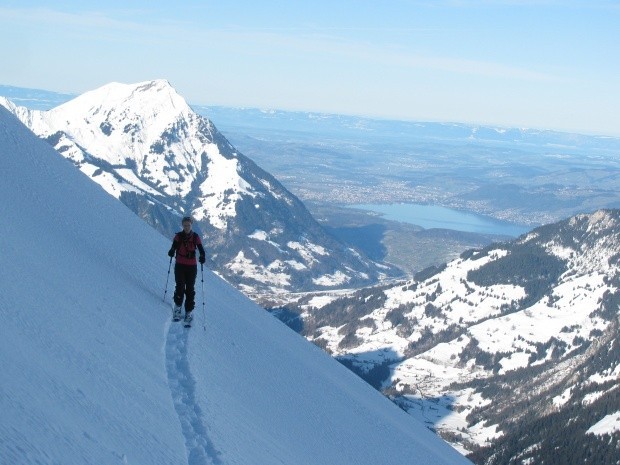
[
  {"x1": 168, "y1": 249, "x2": 175, "y2": 257},
  {"x1": 199, "y1": 255, "x2": 206, "y2": 264}
]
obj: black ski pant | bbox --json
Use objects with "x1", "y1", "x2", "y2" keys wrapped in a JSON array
[{"x1": 173, "y1": 263, "x2": 197, "y2": 312}]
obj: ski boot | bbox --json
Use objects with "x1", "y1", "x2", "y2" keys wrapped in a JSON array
[{"x1": 173, "y1": 304, "x2": 182, "y2": 322}]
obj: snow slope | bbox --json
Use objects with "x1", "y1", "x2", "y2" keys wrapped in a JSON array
[{"x1": 0, "y1": 108, "x2": 469, "y2": 463}]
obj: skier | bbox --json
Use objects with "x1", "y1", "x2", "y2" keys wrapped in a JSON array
[{"x1": 168, "y1": 216, "x2": 206, "y2": 326}]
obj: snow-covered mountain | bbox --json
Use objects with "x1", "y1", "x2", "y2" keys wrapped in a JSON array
[
  {"x1": 0, "y1": 104, "x2": 470, "y2": 463},
  {"x1": 287, "y1": 210, "x2": 620, "y2": 463},
  {"x1": 0, "y1": 80, "x2": 397, "y2": 295}
]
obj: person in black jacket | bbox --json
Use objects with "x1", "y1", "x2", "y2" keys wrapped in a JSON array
[{"x1": 168, "y1": 216, "x2": 205, "y2": 324}]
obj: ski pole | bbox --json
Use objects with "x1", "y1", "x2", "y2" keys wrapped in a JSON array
[
  {"x1": 163, "y1": 256, "x2": 173, "y2": 302},
  {"x1": 201, "y1": 263, "x2": 206, "y2": 331}
]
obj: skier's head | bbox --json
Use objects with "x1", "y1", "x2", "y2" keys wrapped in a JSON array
[{"x1": 181, "y1": 216, "x2": 193, "y2": 233}]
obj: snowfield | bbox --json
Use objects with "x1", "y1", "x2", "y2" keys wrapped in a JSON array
[
  {"x1": 587, "y1": 412, "x2": 620, "y2": 436},
  {"x1": 0, "y1": 106, "x2": 471, "y2": 463}
]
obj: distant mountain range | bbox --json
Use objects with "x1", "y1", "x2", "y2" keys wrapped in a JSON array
[
  {"x1": 0, "y1": 84, "x2": 75, "y2": 110},
  {"x1": 279, "y1": 209, "x2": 620, "y2": 464},
  {"x1": 193, "y1": 105, "x2": 620, "y2": 151},
  {"x1": 0, "y1": 81, "x2": 398, "y2": 294}
]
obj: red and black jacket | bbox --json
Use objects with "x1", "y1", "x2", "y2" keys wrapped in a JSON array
[{"x1": 169, "y1": 231, "x2": 205, "y2": 266}]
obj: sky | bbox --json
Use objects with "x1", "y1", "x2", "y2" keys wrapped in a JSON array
[{"x1": 0, "y1": 0, "x2": 618, "y2": 136}]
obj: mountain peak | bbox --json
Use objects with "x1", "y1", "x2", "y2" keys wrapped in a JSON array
[
  {"x1": 575, "y1": 209, "x2": 619, "y2": 231},
  {"x1": 52, "y1": 79, "x2": 191, "y2": 123},
  {"x1": 10, "y1": 79, "x2": 202, "y2": 190}
]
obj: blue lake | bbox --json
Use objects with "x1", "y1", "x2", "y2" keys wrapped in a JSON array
[{"x1": 350, "y1": 203, "x2": 531, "y2": 237}]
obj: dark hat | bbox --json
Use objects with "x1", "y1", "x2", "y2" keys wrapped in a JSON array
[{"x1": 182, "y1": 216, "x2": 193, "y2": 224}]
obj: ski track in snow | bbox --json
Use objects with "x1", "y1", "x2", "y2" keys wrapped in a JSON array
[{"x1": 165, "y1": 320, "x2": 222, "y2": 465}]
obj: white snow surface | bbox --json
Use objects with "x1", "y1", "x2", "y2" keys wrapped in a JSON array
[
  {"x1": 587, "y1": 412, "x2": 620, "y2": 436},
  {"x1": 0, "y1": 107, "x2": 470, "y2": 464}
]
